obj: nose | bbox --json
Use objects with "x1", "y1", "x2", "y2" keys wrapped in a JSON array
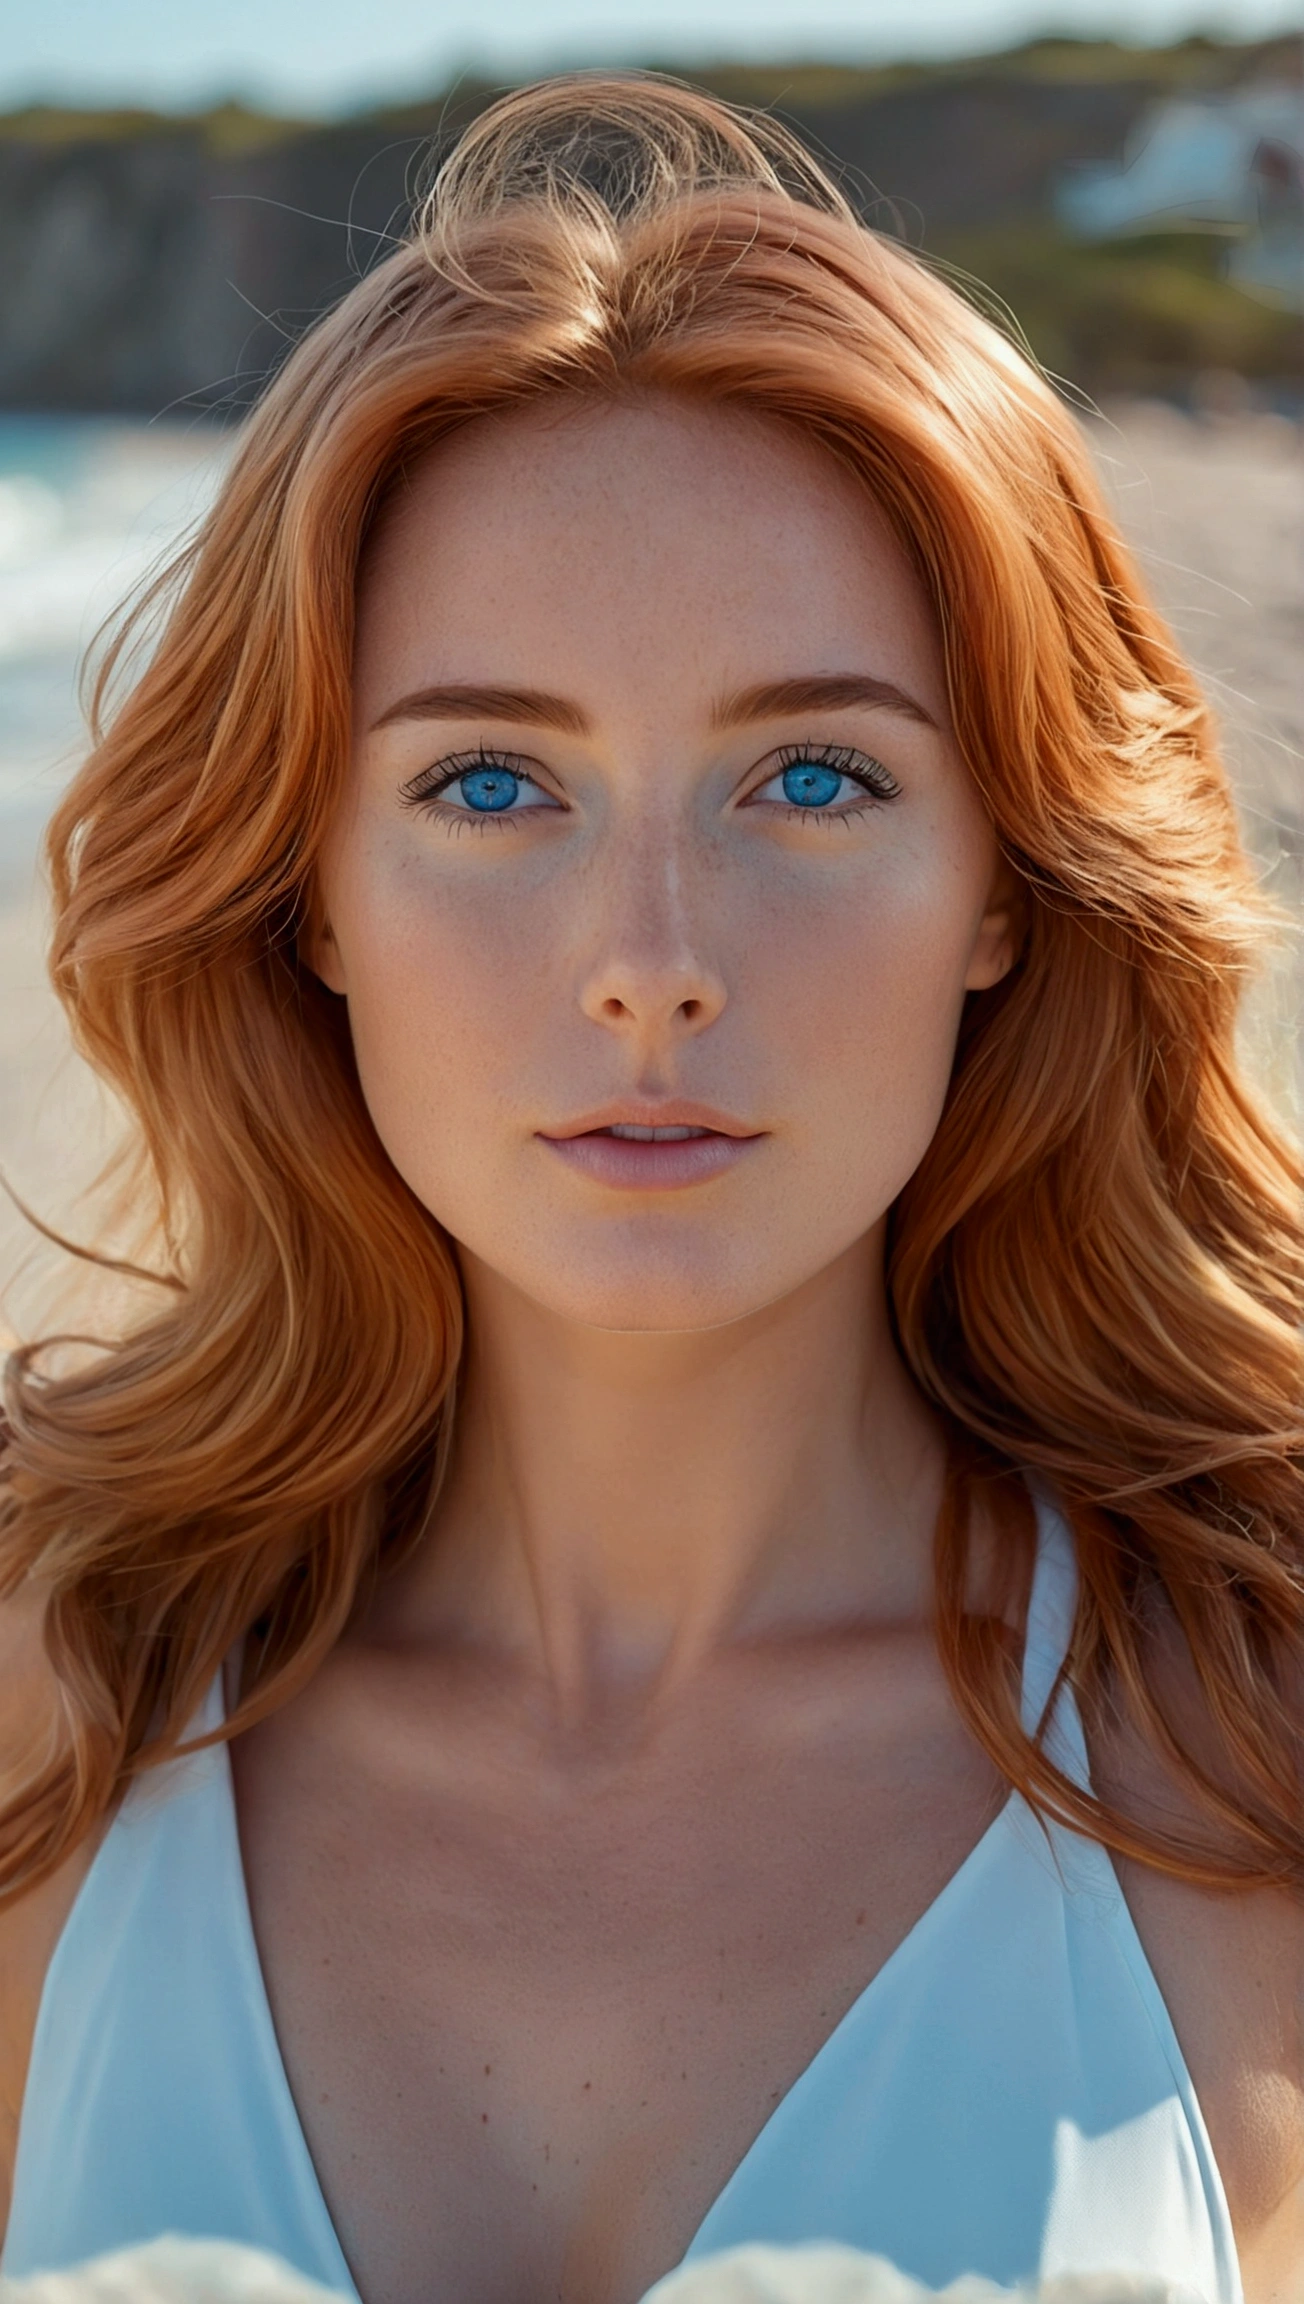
[{"x1": 575, "y1": 837, "x2": 727, "y2": 1045}]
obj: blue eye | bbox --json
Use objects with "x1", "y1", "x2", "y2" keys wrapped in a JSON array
[
  {"x1": 750, "y1": 745, "x2": 900, "y2": 817},
  {"x1": 780, "y1": 762, "x2": 845, "y2": 808},
  {"x1": 456, "y1": 766, "x2": 521, "y2": 812},
  {"x1": 402, "y1": 754, "x2": 560, "y2": 818}
]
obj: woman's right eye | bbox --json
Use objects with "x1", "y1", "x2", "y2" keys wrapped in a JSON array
[{"x1": 401, "y1": 755, "x2": 561, "y2": 819}]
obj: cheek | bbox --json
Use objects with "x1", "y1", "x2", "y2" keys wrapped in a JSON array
[
  {"x1": 325, "y1": 831, "x2": 559, "y2": 1182},
  {"x1": 322, "y1": 795, "x2": 991, "y2": 1320},
  {"x1": 750, "y1": 825, "x2": 987, "y2": 1159}
]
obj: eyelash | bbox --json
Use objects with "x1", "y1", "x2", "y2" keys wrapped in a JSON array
[
  {"x1": 399, "y1": 746, "x2": 536, "y2": 829},
  {"x1": 398, "y1": 740, "x2": 903, "y2": 827},
  {"x1": 765, "y1": 743, "x2": 901, "y2": 820}
]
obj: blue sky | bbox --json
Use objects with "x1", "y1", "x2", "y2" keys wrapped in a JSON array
[{"x1": 5, "y1": 0, "x2": 1301, "y2": 115}]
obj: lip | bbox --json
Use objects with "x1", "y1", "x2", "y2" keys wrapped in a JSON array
[
  {"x1": 544, "y1": 1102, "x2": 758, "y2": 1141},
  {"x1": 537, "y1": 1103, "x2": 765, "y2": 1192}
]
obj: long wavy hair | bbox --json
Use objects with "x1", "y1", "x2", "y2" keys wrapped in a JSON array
[{"x1": 3, "y1": 75, "x2": 1302, "y2": 1899}]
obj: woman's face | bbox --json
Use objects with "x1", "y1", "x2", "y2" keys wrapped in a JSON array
[{"x1": 315, "y1": 396, "x2": 1015, "y2": 1332}]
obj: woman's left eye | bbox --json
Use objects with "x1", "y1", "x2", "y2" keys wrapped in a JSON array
[{"x1": 751, "y1": 748, "x2": 900, "y2": 814}]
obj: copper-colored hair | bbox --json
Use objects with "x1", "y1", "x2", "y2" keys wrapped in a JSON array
[{"x1": 3, "y1": 76, "x2": 1302, "y2": 1896}]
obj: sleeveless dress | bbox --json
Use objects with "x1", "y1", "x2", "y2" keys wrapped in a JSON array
[{"x1": 1, "y1": 1496, "x2": 1241, "y2": 2301}]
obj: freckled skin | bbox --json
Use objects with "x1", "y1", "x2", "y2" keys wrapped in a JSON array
[{"x1": 316, "y1": 396, "x2": 1014, "y2": 1335}]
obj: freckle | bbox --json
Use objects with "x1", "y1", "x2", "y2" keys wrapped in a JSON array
[
  {"x1": 856, "y1": 1911, "x2": 866, "y2": 1926},
  {"x1": 485, "y1": 2064, "x2": 492, "y2": 2075},
  {"x1": 533, "y1": 2183, "x2": 538, "y2": 2193},
  {"x1": 482, "y1": 2112, "x2": 489, "y2": 2123},
  {"x1": 583, "y1": 2079, "x2": 591, "y2": 2090}
]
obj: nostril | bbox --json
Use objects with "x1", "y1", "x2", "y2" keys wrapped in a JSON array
[{"x1": 582, "y1": 978, "x2": 724, "y2": 1031}]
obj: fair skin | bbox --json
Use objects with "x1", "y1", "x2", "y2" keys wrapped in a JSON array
[{"x1": 2, "y1": 396, "x2": 1303, "y2": 2303}]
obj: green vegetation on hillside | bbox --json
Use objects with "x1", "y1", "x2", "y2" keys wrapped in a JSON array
[
  {"x1": 3, "y1": 33, "x2": 1296, "y2": 147},
  {"x1": 925, "y1": 229, "x2": 1302, "y2": 397},
  {"x1": 0, "y1": 36, "x2": 1298, "y2": 407},
  {"x1": 696, "y1": 30, "x2": 1302, "y2": 106}
]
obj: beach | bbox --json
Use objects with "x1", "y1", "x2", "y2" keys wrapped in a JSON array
[{"x1": 1, "y1": 402, "x2": 1300, "y2": 1335}]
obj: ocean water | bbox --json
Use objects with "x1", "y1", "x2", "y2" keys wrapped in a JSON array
[{"x1": 0, "y1": 415, "x2": 228, "y2": 889}]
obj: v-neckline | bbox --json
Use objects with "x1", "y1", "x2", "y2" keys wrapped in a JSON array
[
  {"x1": 218, "y1": 1492, "x2": 1084, "y2": 2297},
  {"x1": 219, "y1": 1725, "x2": 1027, "y2": 2297}
]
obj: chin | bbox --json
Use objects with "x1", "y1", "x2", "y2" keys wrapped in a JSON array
[
  {"x1": 567, "y1": 1292, "x2": 759, "y2": 1334},
  {"x1": 537, "y1": 1265, "x2": 771, "y2": 1334},
  {"x1": 484, "y1": 1226, "x2": 790, "y2": 1334}
]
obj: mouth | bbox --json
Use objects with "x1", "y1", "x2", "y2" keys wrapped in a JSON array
[
  {"x1": 601, "y1": 1121, "x2": 717, "y2": 1141},
  {"x1": 537, "y1": 1108, "x2": 763, "y2": 1191}
]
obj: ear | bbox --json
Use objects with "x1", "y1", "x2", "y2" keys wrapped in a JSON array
[
  {"x1": 964, "y1": 855, "x2": 1025, "y2": 992},
  {"x1": 300, "y1": 898, "x2": 349, "y2": 997}
]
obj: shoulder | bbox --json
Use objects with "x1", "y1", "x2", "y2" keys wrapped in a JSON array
[
  {"x1": 1116, "y1": 1854, "x2": 1304, "y2": 2300},
  {"x1": 1086, "y1": 1620, "x2": 1304, "y2": 2299},
  {"x1": 0, "y1": 1585, "x2": 98, "y2": 2238}
]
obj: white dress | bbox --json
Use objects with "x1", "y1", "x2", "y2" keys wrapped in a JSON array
[{"x1": 1, "y1": 1496, "x2": 1241, "y2": 2302}]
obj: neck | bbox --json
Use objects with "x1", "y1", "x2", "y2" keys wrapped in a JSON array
[{"x1": 377, "y1": 1229, "x2": 948, "y2": 1722}]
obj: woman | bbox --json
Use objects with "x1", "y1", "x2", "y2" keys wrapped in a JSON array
[{"x1": 1, "y1": 74, "x2": 1301, "y2": 2304}]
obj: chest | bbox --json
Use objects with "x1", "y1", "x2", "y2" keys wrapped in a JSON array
[{"x1": 231, "y1": 1643, "x2": 1005, "y2": 2304}]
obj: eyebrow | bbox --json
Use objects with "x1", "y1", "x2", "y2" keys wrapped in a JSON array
[
  {"x1": 712, "y1": 674, "x2": 938, "y2": 731},
  {"x1": 369, "y1": 670, "x2": 938, "y2": 738},
  {"x1": 370, "y1": 683, "x2": 592, "y2": 735}
]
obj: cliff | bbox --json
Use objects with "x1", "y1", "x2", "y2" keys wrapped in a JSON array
[{"x1": 0, "y1": 37, "x2": 1299, "y2": 415}]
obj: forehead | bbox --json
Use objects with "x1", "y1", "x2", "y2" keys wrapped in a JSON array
[{"x1": 353, "y1": 394, "x2": 947, "y2": 723}]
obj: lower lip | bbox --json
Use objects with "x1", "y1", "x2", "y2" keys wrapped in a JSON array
[{"x1": 538, "y1": 1131, "x2": 761, "y2": 1190}]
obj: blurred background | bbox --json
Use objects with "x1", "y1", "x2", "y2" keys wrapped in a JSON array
[{"x1": 0, "y1": 0, "x2": 1301, "y2": 1323}]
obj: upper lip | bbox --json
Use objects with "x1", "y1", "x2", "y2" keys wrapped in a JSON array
[{"x1": 540, "y1": 1101, "x2": 763, "y2": 1141}]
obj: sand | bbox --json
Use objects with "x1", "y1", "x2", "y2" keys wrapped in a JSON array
[
  {"x1": 1, "y1": 402, "x2": 1301, "y2": 1333},
  {"x1": 1085, "y1": 402, "x2": 1304, "y2": 1124}
]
